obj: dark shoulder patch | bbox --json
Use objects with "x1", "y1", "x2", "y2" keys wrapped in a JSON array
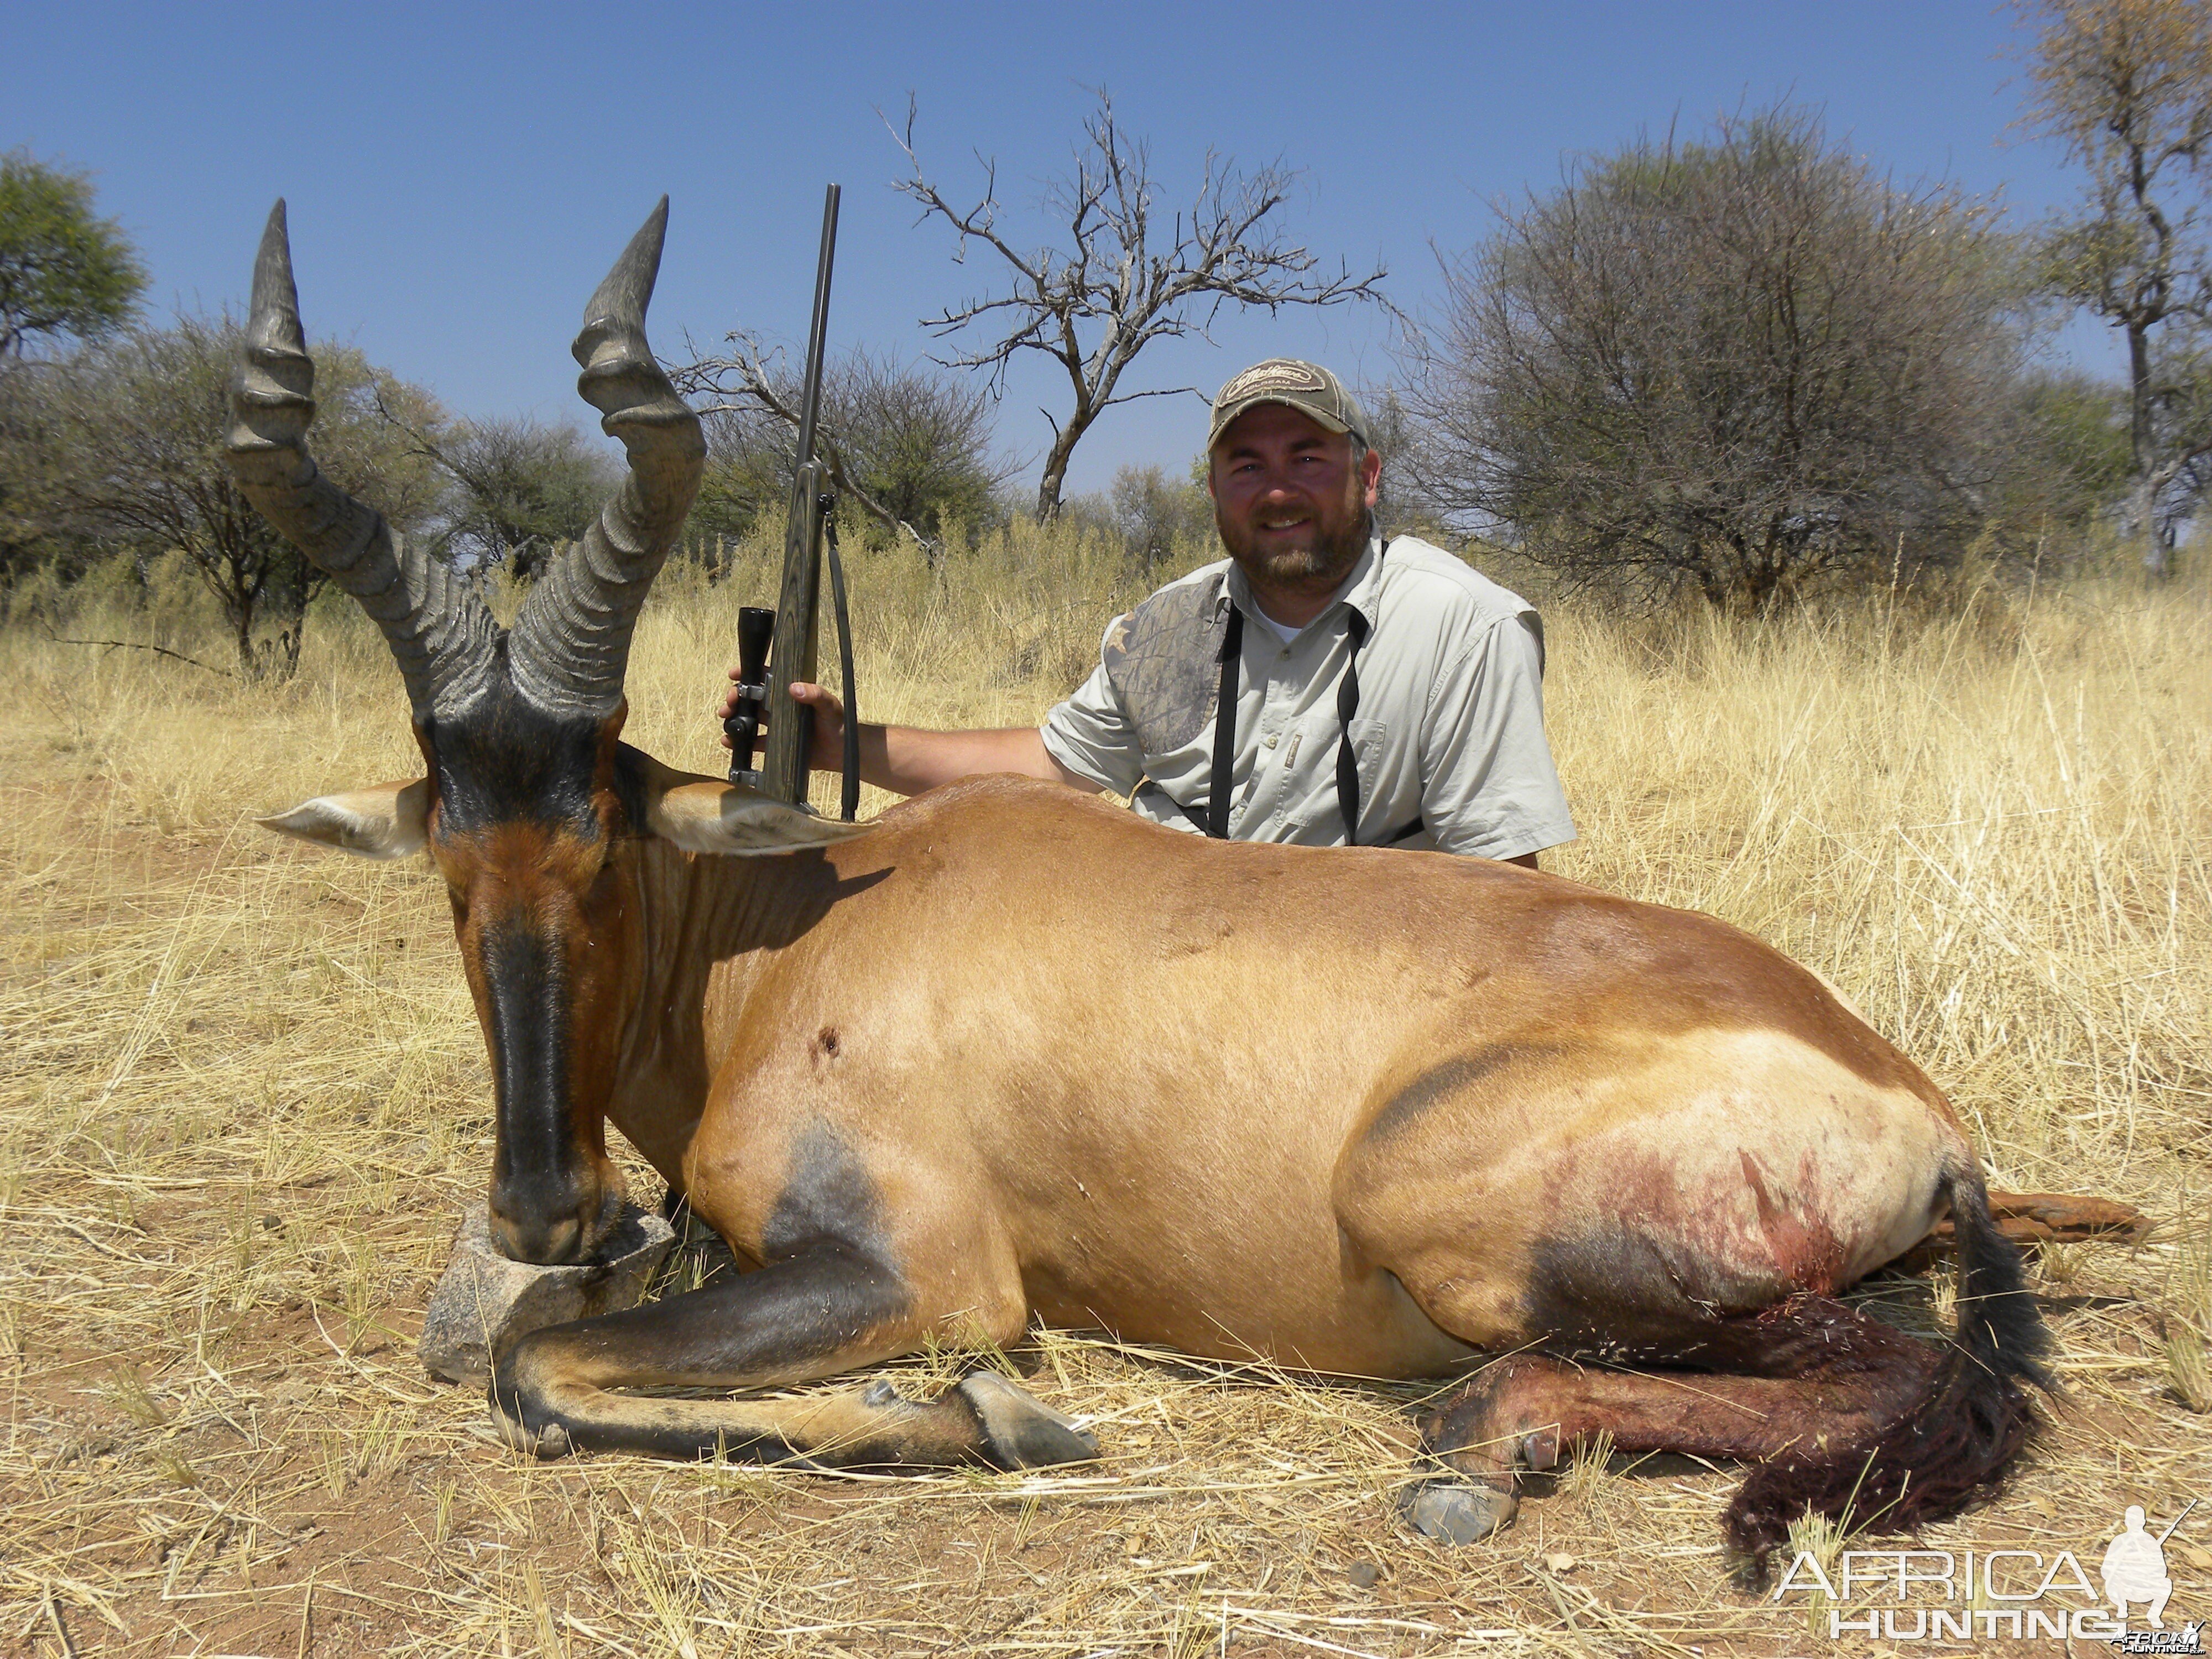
[
  {"x1": 762, "y1": 1117, "x2": 890, "y2": 1265},
  {"x1": 1102, "y1": 574, "x2": 1229, "y2": 759}
]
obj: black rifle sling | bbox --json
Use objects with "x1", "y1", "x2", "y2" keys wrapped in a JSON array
[
  {"x1": 1204, "y1": 600, "x2": 1244, "y2": 838},
  {"x1": 1335, "y1": 606, "x2": 1370, "y2": 845},
  {"x1": 823, "y1": 512, "x2": 860, "y2": 821}
]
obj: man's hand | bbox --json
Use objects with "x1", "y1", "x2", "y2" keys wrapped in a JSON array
[
  {"x1": 719, "y1": 671, "x2": 847, "y2": 771},
  {"x1": 716, "y1": 667, "x2": 1095, "y2": 797}
]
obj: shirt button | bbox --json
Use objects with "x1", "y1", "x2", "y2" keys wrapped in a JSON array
[{"x1": 1264, "y1": 734, "x2": 1279, "y2": 748}]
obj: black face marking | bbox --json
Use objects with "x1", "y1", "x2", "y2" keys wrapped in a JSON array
[
  {"x1": 483, "y1": 920, "x2": 570, "y2": 1169},
  {"x1": 813, "y1": 1026, "x2": 841, "y2": 1058},
  {"x1": 422, "y1": 659, "x2": 639, "y2": 841},
  {"x1": 481, "y1": 915, "x2": 603, "y2": 1259},
  {"x1": 762, "y1": 1118, "x2": 890, "y2": 1267}
]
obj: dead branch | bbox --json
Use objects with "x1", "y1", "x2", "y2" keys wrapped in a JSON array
[{"x1": 41, "y1": 627, "x2": 232, "y2": 677}]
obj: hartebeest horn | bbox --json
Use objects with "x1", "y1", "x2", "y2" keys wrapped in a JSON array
[
  {"x1": 507, "y1": 198, "x2": 705, "y2": 720},
  {"x1": 226, "y1": 200, "x2": 498, "y2": 721}
]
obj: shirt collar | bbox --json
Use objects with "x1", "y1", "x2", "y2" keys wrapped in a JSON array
[{"x1": 1218, "y1": 533, "x2": 1387, "y2": 633}]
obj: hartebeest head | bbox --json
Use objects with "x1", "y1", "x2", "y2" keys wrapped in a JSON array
[{"x1": 229, "y1": 201, "x2": 860, "y2": 1265}]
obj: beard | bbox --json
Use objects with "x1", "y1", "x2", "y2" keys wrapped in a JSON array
[{"x1": 1216, "y1": 487, "x2": 1372, "y2": 593}]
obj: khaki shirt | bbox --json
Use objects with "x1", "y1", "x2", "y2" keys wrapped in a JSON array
[{"x1": 1042, "y1": 535, "x2": 1577, "y2": 858}]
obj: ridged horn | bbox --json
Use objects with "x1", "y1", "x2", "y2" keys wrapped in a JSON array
[
  {"x1": 508, "y1": 198, "x2": 706, "y2": 719},
  {"x1": 225, "y1": 200, "x2": 498, "y2": 722}
]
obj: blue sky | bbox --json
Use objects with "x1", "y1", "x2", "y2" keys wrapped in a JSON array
[{"x1": 8, "y1": 1, "x2": 2101, "y2": 498}]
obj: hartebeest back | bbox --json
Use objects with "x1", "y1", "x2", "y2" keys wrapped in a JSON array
[{"x1": 232, "y1": 200, "x2": 2047, "y2": 1571}]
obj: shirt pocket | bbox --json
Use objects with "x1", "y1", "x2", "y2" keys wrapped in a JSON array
[
  {"x1": 1288, "y1": 716, "x2": 1393, "y2": 834},
  {"x1": 1348, "y1": 716, "x2": 1390, "y2": 791}
]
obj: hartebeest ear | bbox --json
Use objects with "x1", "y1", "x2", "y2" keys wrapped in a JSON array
[
  {"x1": 257, "y1": 779, "x2": 431, "y2": 859},
  {"x1": 629, "y1": 750, "x2": 869, "y2": 856}
]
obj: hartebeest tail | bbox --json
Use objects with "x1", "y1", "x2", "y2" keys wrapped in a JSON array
[{"x1": 1723, "y1": 1165, "x2": 2052, "y2": 1563}]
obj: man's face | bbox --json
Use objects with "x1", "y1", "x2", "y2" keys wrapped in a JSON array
[{"x1": 1208, "y1": 404, "x2": 1383, "y2": 590}]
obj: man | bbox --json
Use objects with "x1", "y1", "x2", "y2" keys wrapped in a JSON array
[
  {"x1": 2101, "y1": 1506, "x2": 2175, "y2": 1629},
  {"x1": 724, "y1": 358, "x2": 1575, "y2": 867}
]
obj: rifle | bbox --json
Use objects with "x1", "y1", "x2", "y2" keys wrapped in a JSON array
[{"x1": 729, "y1": 183, "x2": 860, "y2": 821}]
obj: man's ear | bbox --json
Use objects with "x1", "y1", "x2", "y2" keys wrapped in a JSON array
[
  {"x1": 258, "y1": 779, "x2": 431, "y2": 859},
  {"x1": 627, "y1": 748, "x2": 869, "y2": 856}
]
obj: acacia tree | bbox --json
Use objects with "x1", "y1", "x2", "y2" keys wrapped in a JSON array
[
  {"x1": 381, "y1": 409, "x2": 616, "y2": 580},
  {"x1": 1108, "y1": 461, "x2": 1213, "y2": 572},
  {"x1": 36, "y1": 316, "x2": 441, "y2": 676},
  {"x1": 2020, "y1": 0, "x2": 2212, "y2": 573},
  {"x1": 0, "y1": 153, "x2": 148, "y2": 573},
  {"x1": 672, "y1": 342, "x2": 1007, "y2": 552},
  {"x1": 0, "y1": 151, "x2": 146, "y2": 358},
  {"x1": 1401, "y1": 109, "x2": 2023, "y2": 611},
  {"x1": 894, "y1": 90, "x2": 1386, "y2": 520}
]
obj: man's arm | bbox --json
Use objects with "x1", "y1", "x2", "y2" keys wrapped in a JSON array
[
  {"x1": 720, "y1": 675, "x2": 1099, "y2": 796},
  {"x1": 1418, "y1": 614, "x2": 1578, "y2": 864}
]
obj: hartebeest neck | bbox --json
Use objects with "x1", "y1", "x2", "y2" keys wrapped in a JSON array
[{"x1": 604, "y1": 836, "x2": 866, "y2": 1191}]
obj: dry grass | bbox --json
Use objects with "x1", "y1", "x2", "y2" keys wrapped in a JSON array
[{"x1": 3, "y1": 528, "x2": 2210, "y2": 1655}]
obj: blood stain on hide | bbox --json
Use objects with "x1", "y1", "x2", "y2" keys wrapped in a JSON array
[{"x1": 1738, "y1": 1150, "x2": 1845, "y2": 1295}]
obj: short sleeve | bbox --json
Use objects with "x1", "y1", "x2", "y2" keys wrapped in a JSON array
[
  {"x1": 1041, "y1": 630, "x2": 1147, "y2": 797},
  {"x1": 1420, "y1": 614, "x2": 1578, "y2": 860}
]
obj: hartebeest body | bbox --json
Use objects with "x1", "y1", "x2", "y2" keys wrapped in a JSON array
[{"x1": 233, "y1": 201, "x2": 2046, "y2": 1566}]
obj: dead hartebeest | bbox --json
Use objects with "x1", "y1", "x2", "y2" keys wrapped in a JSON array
[{"x1": 231, "y1": 199, "x2": 2047, "y2": 1566}]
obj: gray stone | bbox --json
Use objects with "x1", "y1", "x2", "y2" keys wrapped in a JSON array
[
  {"x1": 419, "y1": 1199, "x2": 675, "y2": 1387},
  {"x1": 1396, "y1": 1479, "x2": 1519, "y2": 1546}
]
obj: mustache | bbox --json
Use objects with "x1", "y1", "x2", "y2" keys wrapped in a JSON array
[{"x1": 1217, "y1": 501, "x2": 1370, "y2": 582}]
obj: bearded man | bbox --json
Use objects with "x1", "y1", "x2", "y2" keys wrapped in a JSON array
[{"x1": 723, "y1": 359, "x2": 1576, "y2": 865}]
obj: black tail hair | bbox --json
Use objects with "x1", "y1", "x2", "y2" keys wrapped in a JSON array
[{"x1": 1723, "y1": 1165, "x2": 2052, "y2": 1567}]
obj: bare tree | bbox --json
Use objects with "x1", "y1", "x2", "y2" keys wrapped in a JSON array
[
  {"x1": 893, "y1": 89, "x2": 1387, "y2": 520},
  {"x1": 671, "y1": 341, "x2": 1006, "y2": 551},
  {"x1": 2018, "y1": 0, "x2": 2212, "y2": 572},
  {"x1": 1401, "y1": 109, "x2": 2025, "y2": 612}
]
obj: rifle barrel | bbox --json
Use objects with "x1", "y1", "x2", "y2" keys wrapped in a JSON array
[
  {"x1": 2157, "y1": 1497, "x2": 2198, "y2": 1545},
  {"x1": 794, "y1": 185, "x2": 840, "y2": 473}
]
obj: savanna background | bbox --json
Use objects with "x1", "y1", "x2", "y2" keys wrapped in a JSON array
[{"x1": 4, "y1": 1, "x2": 2212, "y2": 1653}]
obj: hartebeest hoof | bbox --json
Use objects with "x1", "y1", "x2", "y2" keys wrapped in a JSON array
[
  {"x1": 493, "y1": 1401, "x2": 575, "y2": 1461},
  {"x1": 956, "y1": 1370, "x2": 1100, "y2": 1469},
  {"x1": 1397, "y1": 1479, "x2": 1518, "y2": 1546}
]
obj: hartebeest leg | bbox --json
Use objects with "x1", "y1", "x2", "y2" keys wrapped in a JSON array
[
  {"x1": 490, "y1": 1245, "x2": 1096, "y2": 1469},
  {"x1": 1402, "y1": 1296, "x2": 1940, "y2": 1543}
]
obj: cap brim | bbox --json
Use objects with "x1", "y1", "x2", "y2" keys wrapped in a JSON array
[{"x1": 1208, "y1": 395, "x2": 1352, "y2": 447}]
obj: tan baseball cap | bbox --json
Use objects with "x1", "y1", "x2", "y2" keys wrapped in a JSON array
[{"x1": 1207, "y1": 358, "x2": 1371, "y2": 451}]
